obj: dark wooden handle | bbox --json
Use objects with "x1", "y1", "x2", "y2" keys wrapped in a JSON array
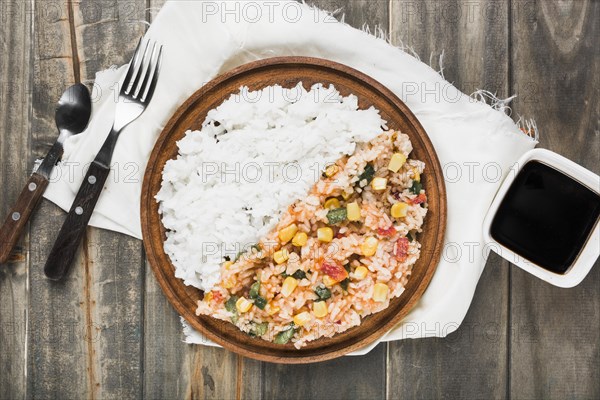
[
  {"x1": 0, "y1": 173, "x2": 49, "y2": 264},
  {"x1": 43, "y1": 162, "x2": 110, "y2": 280}
]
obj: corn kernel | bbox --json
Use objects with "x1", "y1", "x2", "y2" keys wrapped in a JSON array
[
  {"x1": 292, "y1": 232, "x2": 308, "y2": 247},
  {"x1": 371, "y1": 177, "x2": 388, "y2": 191},
  {"x1": 297, "y1": 306, "x2": 309, "y2": 314},
  {"x1": 391, "y1": 202, "x2": 409, "y2": 218},
  {"x1": 322, "y1": 275, "x2": 337, "y2": 287},
  {"x1": 222, "y1": 278, "x2": 234, "y2": 289},
  {"x1": 412, "y1": 167, "x2": 421, "y2": 182},
  {"x1": 313, "y1": 301, "x2": 328, "y2": 318},
  {"x1": 353, "y1": 266, "x2": 368, "y2": 280},
  {"x1": 317, "y1": 227, "x2": 334, "y2": 243},
  {"x1": 266, "y1": 303, "x2": 280, "y2": 316},
  {"x1": 273, "y1": 249, "x2": 289, "y2": 265},
  {"x1": 324, "y1": 198, "x2": 341, "y2": 209},
  {"x1": 236, "y1": 297, "x2": 253, "y2": 313},
  {"x1": 341, "y1": 191, "x2": 352, "y2": 200},
  {"x1": 372, "y1": 283, "x2": 389, "y2": 302},
  {"x1": 223, "y1": 261, "x2": 233, "y2": 270},
  {"x1": 204, "y1": 292, "x2": 214, "y2": 303},
  {"x1": 361, "y1": 236, "x2": 379, "y2": 257},
  {"x1": 347, "y1": 202, "x2": 361, "y2": 221},
  {"x1": 293, "y1": 311, "x2": 312, "y2": 327},
  {"x1": 325, "y1": 164, "x2": 339, "y2": 177},
  {"x1": 281, "y1": 276, "x2": 298, "y2": 297},
  {"x1": 388, "y1": 153, "x2": 407, "y2": 172},
  {"x1": 278, "y1": 223, "x2": 298, "y2": 243}
]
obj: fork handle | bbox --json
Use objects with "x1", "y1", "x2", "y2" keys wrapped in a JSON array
[
  {"x1": 44, "y1": 162, "x2": 110, "y2": 280},
  {"x1": 0, "y1": 173, "x2": 49, "y2": 264}
]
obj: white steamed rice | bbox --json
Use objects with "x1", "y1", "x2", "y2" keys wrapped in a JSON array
[{"x1": 156, "y1": 83, "x2": 386, "y2": 291}]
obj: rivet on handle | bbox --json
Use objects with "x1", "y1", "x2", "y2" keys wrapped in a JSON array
[
  {"x1": 88, "y1": 175, "x2": 96, "y2": 184},
  {"x1": 28, "y1": 182, "x2": 37, "y2": 191},
  {"x1": 12, "y1": 212, "x2": 21, "y2": 221},
  {"x1": 75, "y1": 207, "x2": 83, "y2": 215}
]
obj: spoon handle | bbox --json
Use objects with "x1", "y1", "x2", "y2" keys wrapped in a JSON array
[
  {"x1": 0, "y1": 173, "x2": 49, "y2": 264},
  {"x1": 43, "y1": 161, "x2": 110, "y2": 280}
]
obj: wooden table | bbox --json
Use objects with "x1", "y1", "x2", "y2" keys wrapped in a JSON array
[{"x1": 1, "y1": 1, "x2": 597, "y2": 398}]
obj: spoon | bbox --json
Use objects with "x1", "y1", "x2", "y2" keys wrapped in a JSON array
[{"x1": 0, "y1": 83, "x2": 92, "y2": 264}]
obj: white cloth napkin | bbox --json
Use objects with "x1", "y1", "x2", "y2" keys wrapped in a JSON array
[{"x1": 42, "y1": 0, "x2": 536, "y2": 355}]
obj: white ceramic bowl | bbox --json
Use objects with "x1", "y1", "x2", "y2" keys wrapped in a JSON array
[{"x1": 482, "y1": 148, "x2": 600, "y2": 288}]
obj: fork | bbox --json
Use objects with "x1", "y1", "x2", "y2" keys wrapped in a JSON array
[{"x1": 44, "y1": 38, "x2": 163, "y2": 280}]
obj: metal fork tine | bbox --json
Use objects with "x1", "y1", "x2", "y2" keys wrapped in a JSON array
[
  {"x1": 133, "y1": 41, "x2": 158, "y2": 99},
  {"x1": 121, "y1": 38, "x2": 142, "y2": 92},
  {"x1": 140, "y1": 45, "x2": 163, "y2": 103},
  {"x1": 125, "y1": 40, "x2": 150, "y2": 95}
]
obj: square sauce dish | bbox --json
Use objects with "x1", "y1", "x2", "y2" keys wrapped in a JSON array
[{"x1": 483, "y1": 149, "x2": 600, "y2": 288}]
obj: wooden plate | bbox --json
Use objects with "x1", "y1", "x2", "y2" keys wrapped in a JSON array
[{"x1": 141, "y1": 57, "x2": 447, "y2": 363}]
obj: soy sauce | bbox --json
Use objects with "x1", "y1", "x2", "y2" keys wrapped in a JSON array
[{"x1": 491, "y1": 161, "x2": 600, "y2": 274}]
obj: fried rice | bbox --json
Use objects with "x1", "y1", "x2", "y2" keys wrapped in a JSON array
[{"x1": 196, "y1": 130, "x2": 428, "y2": 348}]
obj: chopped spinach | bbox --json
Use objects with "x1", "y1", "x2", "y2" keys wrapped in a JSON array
[
  {"x1": 249, "y1": 281, "x2": 260, "y2": 299},
  {"x1": 249, "y1": 322, "x2": 269, "y2": 337},
  {"x1": 343, "y1": 263, "x2": 351, "y2": 273},
  {"x1": 407, "y1": 232, "x2": 414, "y2": 242},
  {"x1": 233, "y1": 250, "x2": 245, "y2": 262},
  {"x1": 225, "y1": 296, "x2": 239, "y2": 323},
  {"x1": 254, "y1": 296, "x2": 267, "y2": 310},
  {"x1": 410, "y1": 180, "x2": 423, "y2": 195},
  {"x1": 315, "y1": 285, "x2": 332, "y2": 301},
  {"x1": 274, "y1": 325, "x2": 296, "y2": 344},
  {"x1": 327, "y1": 208, "x2": 347, "y2": 224},
  {"x1": 291, "y1": 270, "x2": 307, "y2": 280},
  {"x1": 224, "y1": 296, "x2": 238, "y2": 313},
  {"x1": 234, "y1": 244, "x2": 261, "y2": 262},
  {"x1": 340, "y1": 278, "x2": 349, "y2": 291},
  {"x1": 249, "y1": 278, "x2": 266, "y2": 309},
  {"x1": 358, "y1": 163, "x2": 375, "y2": 184}
]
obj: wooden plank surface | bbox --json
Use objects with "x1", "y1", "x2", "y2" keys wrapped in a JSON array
[
  {"x1": 26, "y1": 1, "x2": 147, "y2": 398},
  {"x1": 143, "y1": 260, "x2": 240, "y2": 400},
  {"x1": 0, "y1": 2, "x2": 32, "y2": 399},
  {"x1": 25, "y1": 2, "x2": 88, "y2": 397},
  {"x1": 71, "y1": 1, "x2": 147, "y2": 398},
  {"x1": 0, "y1": 0, "x2": 598, "y2": 398},
  {"x1": 387, "y1": 1, "x2": 511, "y2": 398},
  {"x1": 142, "y1": 264, "x2": 193, "y2": 399},
  {"x1": 389, "y1": 0, "x2": 512, "y2": 96},
  {"x1": 509, "y1": 1, "x2": 599, "y2": 398}
]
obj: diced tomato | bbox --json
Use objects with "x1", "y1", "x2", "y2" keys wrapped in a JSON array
[
  {"x1": 320, "y1": 261, "x2": 349, "y2": 282},
  {"x1": 210, "y1": 290, "x2": 224, "y2": 303},
  {"x1": 377, "y1": 226, "x2": 397, "y2": 237},
  {"x1": 394, "y1": 237, "x2": 410, "y2": 262},
  {"x1": 411, "y1": 193, "x2": 427, "y2": 205}
]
